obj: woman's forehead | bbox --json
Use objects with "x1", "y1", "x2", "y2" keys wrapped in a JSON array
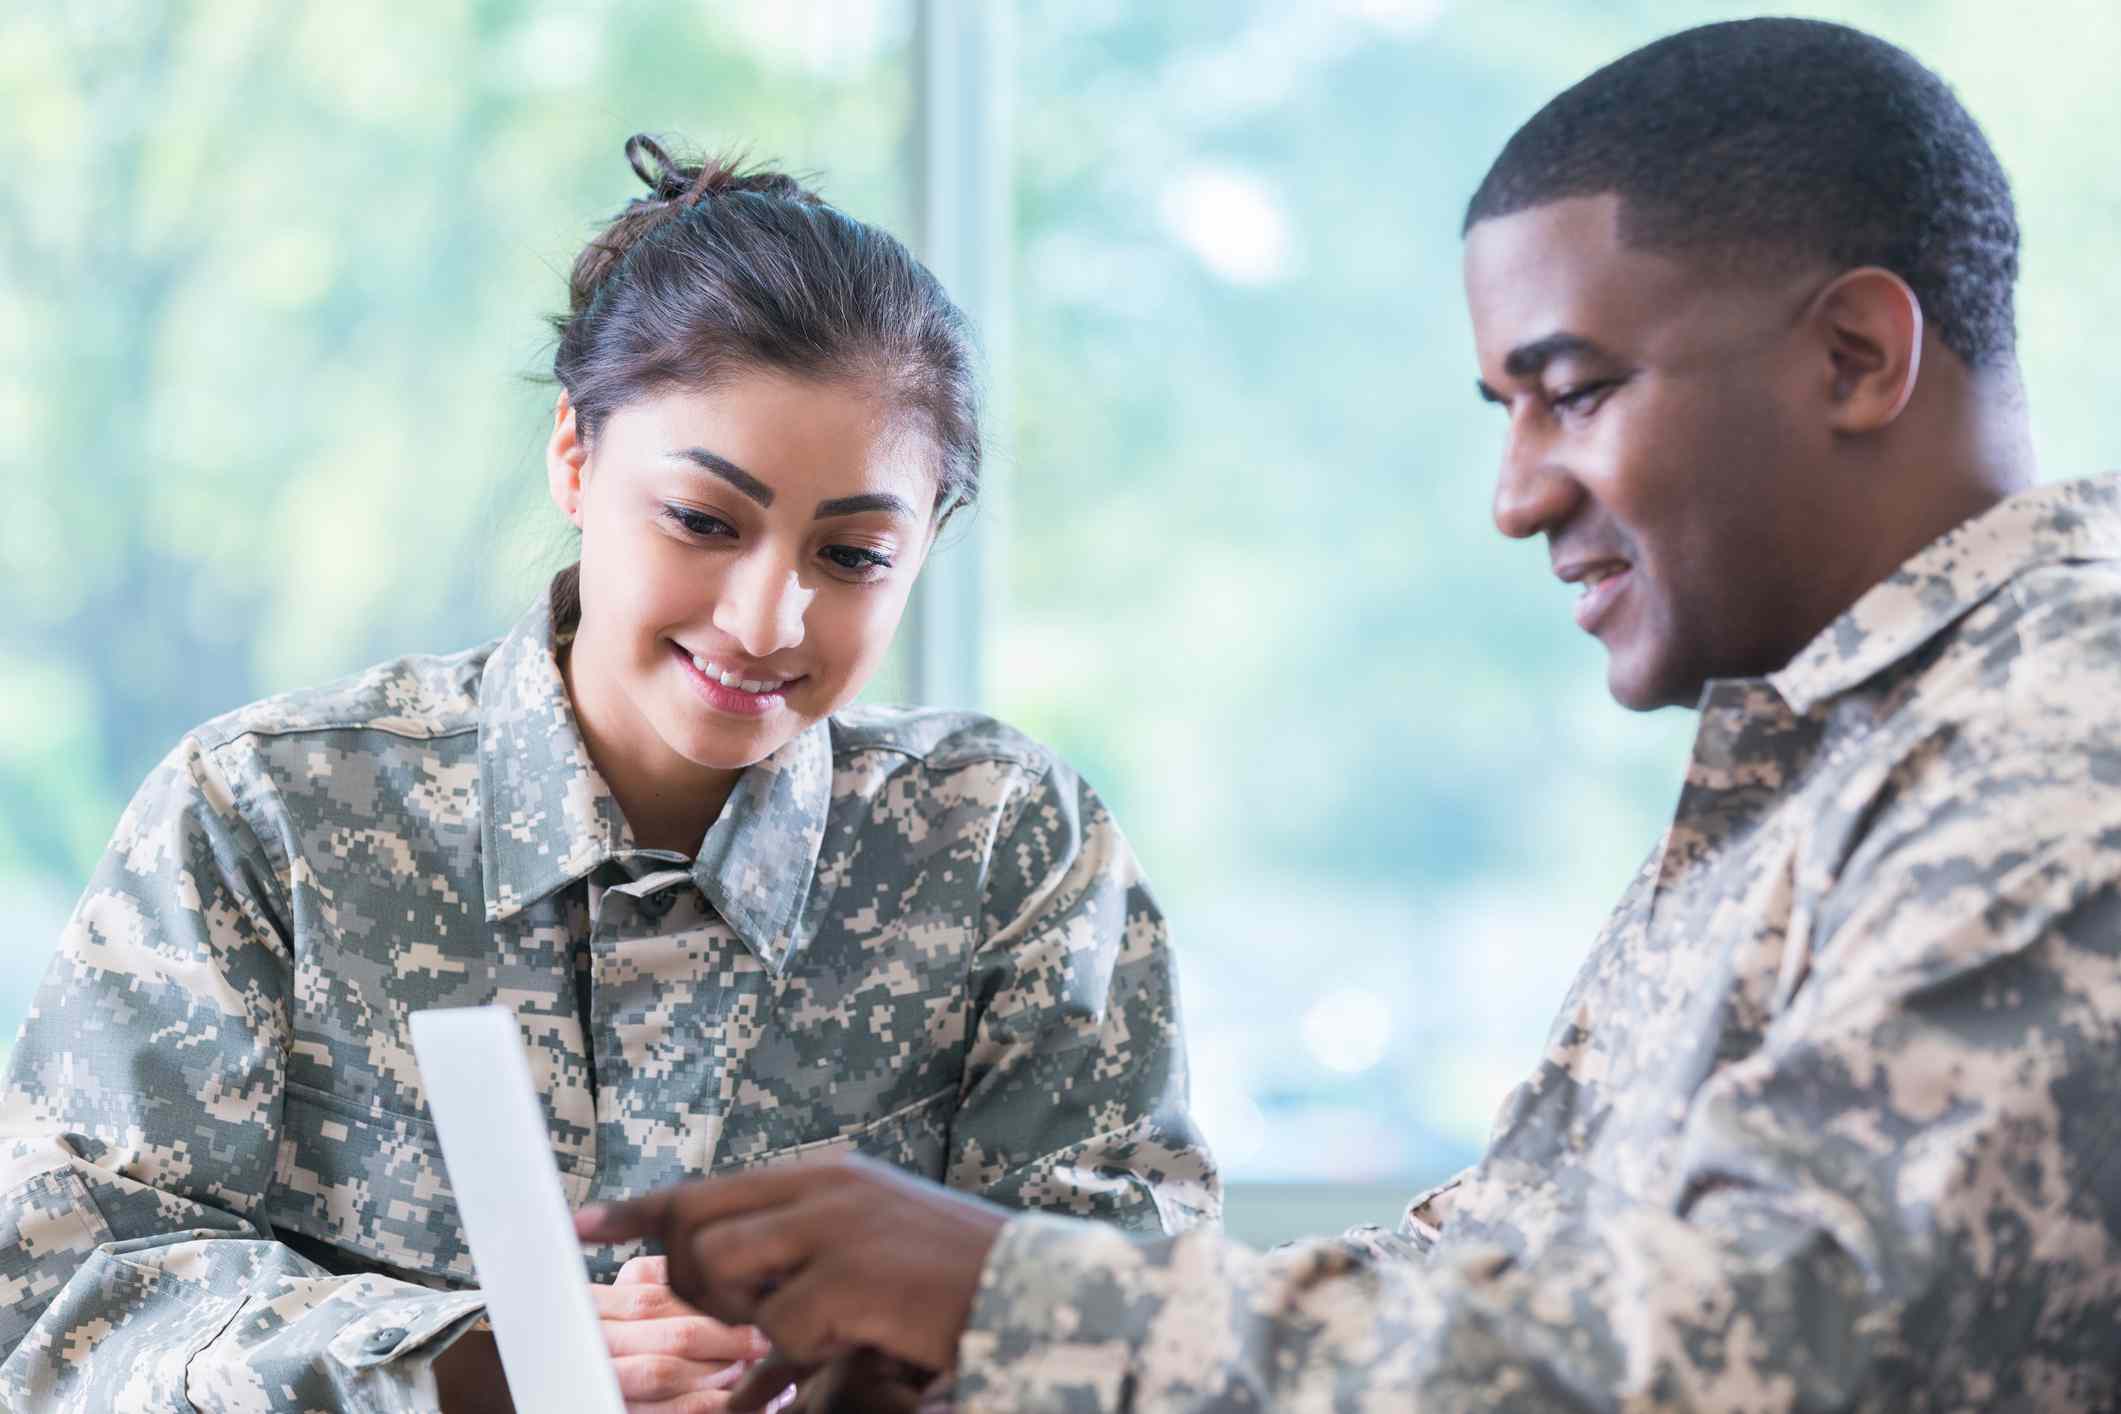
[{"x1": 600, "y1": 377, "x2": 939, "y2": 504}]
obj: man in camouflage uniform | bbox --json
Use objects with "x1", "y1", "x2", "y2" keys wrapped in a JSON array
[
  {"x1": 0, "y1": 582, "x2": 1216, "y2": 1410},
  {"x1": 581, "y1": 20, "x2": 2121, "y2": 1412}
]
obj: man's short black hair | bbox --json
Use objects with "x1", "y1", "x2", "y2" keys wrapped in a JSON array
[{"x1": 1464, "y1": 19, "x2": 2019, "y2": 369}]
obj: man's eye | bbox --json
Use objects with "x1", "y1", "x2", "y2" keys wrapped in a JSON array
[{"x1": 1549, "y1": 381, "x2": 1616, "y2": 414}]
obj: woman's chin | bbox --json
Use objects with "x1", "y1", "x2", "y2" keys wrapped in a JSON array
[{"x1": 667, "y1": 719, "x2": 800, "y2": 775}]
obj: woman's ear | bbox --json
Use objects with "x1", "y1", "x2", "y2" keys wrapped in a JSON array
[
  {"x1": 546, "y1": 390, "x2": 589, "y2": 525},
  {"x1": 1809, "y1": 266, "x2": 1924, "y2": 434}
]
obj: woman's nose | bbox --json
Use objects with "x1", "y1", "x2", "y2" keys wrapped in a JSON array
[{"x1": 712, "y1": 554, "x2": 813, "y2": 658}]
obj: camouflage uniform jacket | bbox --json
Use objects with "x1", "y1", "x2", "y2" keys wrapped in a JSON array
[
  {"x1": 0, "y1": 589, "x2": 1218, "y2": 1412},
  {"x1": 956, "y1": 474, "x2": 2121, "y2": 1413}
]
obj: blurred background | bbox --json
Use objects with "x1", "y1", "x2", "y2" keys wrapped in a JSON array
[{"x1": 6, "y1": 1, "x2": 2119, "y2": 1243}]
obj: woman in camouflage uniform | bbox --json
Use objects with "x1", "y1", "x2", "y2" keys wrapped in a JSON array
[{"x1": 0, "y1": 136, "x2": 1217, "y2": 1414}]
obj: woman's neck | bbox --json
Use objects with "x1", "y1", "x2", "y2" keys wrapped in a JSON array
[{"x1": 559, "y1": 643, "x2": 742, "y2": 857}]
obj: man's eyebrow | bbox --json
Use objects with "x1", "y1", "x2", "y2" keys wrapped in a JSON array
[
  {"x1": 671, "y1": 448, "x2": 774, "y2": 507},
  {"x1": 814, "y1": 492, "x2": 916, "y2": 521},
  {"x1": 1502, "y1": 332, "x2": 1611, "y2": 380}
]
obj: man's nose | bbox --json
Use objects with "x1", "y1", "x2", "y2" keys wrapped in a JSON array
[
  {"x1": 712, "y1": 553, "x2": 813, "y2": 658},
  {"x1": 1491, "y1": 427, "x2": 1582, "y2": 542}
]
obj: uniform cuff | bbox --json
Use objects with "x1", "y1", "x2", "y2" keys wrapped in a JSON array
[{"x1": 326, "y1": 1287, "x2": 490, "y2": 1371}]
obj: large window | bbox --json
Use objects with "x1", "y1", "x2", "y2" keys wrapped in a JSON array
[
  {"x1": 8, "y1": 2, "x2": 2121, "y2": 1232},
  {"x1": 1, "y1": 0, "x2": 916, "y2": 1027},
  {"x1": 992, "y1": 0, "x2": 2121, "y2": 1192}
]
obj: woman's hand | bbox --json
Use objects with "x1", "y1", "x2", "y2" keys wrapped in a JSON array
[
  {"x1": 574, "y1": 1155, "x2": 1011, "y2": 1408},
  {"x1": 596, "y1": 1254, "x2": 773, "y2": 1413}
]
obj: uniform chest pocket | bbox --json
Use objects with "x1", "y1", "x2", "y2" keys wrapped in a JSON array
[
  {"x1": 268, "y1": 1083, "x2": 474, "y2": 1283},
  {"x1": 724, "y1": 1084, "x2": 956, "y2": 1179}
]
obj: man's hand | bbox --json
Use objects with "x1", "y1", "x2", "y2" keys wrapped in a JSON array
[
  {"x1": 769, "y1": 1347, "x2": 934, "y2": 1414},
  {"x1": 574, "y1": 1156, "x2": 1009, "y2": 1405},
  {"x1": 597, "y1": 1254, "x2": 771, "y2": 1412}
]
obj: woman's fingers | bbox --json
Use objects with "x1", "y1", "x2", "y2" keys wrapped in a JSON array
[
  {"x1": 604, "y1": 1313, "x2": 772, "y2": 1364},
  {"x1": 592, "y1": 1274, "x2": 771, "y2": 1360},
  {"x1": 593, "y1": 1268, "x2": 773, "y2": 1412},
  {"x1": 592, "y1": 1279, "x2": 692, "y2": 1321},
  {"x1": 613, "y1": 1351, "x2": 754, "y2": 1401},
  {"x1": 628, "y1": 1394, "x2": 736, "y2": 1414},
  {"x1": 584, "y1": 1158, "x2": 1004, "y2": 1376},
  {"x1": 616, "y1": 1254, "x2": 670, "y2": 1286}
]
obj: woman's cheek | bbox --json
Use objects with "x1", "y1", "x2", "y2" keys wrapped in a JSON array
[
  {"x1": 812, "y1": 598, "x2": 886, "y2": 701},
  {"x1": 638, "y1": 541, "x2": 718, "y2": 625}
]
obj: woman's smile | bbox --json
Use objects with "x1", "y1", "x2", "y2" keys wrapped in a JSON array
[{"x1": 671, "y1": 640, "x2": 800, "y2": 718}]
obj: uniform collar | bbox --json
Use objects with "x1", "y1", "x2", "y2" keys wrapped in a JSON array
[
  {"x1": 478, "y1": 592, "x2": 632, "y2": 921},
  {"x1": 477, "y1": 587, "x2": 832, "y2": 973},
  {"x1": 1767, "y1": 474, "x2": 2121, "y2": 715},
  {"x1": 688, "y1": 719, "x2": 833, "y2": 975}
]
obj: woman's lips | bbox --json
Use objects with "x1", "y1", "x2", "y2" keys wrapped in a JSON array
[{"x1": 672, "y1": 642, "x2": 797, "y2": 718}]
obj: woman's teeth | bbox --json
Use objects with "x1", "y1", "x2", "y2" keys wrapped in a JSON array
[{"x1": 690, "y1": 654, "x2": 788, "y2": 695}]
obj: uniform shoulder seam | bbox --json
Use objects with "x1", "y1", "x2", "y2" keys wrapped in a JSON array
[
  {"x1": 198, "y1": 718, "x2": 481, "y2": 750},
  {"x1": 833, "y1": 740, "x2": 1047, "y2": 772},
  {"x1": 828, "y1": 708, "x2": 1054, "y2": 775}
]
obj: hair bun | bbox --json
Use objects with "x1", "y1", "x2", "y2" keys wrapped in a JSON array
[
  {"x1": 552, "y1": 132, "x2": 983, "y2": 532},
  {"x1": 567, "y1": 135, "x2": 820, "y2": 317},
  {"x1": 623, "y1": 133, "x2": 818, "y2": 209}
]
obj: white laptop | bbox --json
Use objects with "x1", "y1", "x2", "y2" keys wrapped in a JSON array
[{"x1": 410, "y1": 1005, "x2": 626, "y2": 1414}]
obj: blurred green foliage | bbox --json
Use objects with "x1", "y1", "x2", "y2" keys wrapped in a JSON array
[
  {"x1": 6, "y1": 0, "x2": 2118, "y2": 1180},
  {"x1": 1, "y1": 0, "x2": 916, "y2": 1028},
  {"x1": 998, "y1": 0, "x2": 2121, "y2": 1176}
]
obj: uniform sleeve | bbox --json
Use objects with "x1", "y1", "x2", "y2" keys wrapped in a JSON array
[
  {"x1": 0, "y1": 735, "x2": 487, "y2": 1412},
  {"x1": 953, "y1": 807, "x2": 2121, "y2": 1410},
  {"x1": 943, "y1": 760, "x2": 1219, "y2": 1236}
]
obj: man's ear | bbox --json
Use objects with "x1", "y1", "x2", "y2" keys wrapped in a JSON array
[
  {"x1": 547, "y1": 390, "x2": 589, "y2": 525},
  {"x1": 1808, "y1": 266, "x2": 1924, "y2": 433}
]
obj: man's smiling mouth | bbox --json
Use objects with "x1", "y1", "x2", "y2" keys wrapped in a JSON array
[{"x1": 1555, "y1": 557, "x2": 1635, "y2": 633}]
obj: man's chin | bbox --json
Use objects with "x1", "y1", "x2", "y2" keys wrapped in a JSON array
[{"x1": 1604, "y1": 650, "x2": 1698, "y2": 713}]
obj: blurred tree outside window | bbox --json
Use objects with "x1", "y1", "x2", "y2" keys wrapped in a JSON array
[
  {"x1": 7, "y1": 1, "x2": 2120, "y2": 1201},
  {"x1": 1, "y1": 0, "x2": 917, "y2": 1048},
  {"x1": 992, "y1": 0, "x2": 2121, "y2": 1185}
]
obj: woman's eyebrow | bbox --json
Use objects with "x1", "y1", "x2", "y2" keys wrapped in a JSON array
[
  {"x1": 669, "y1": 447, "x2": 774, "y2": 507},
  {"x1": 815, "y1": 493, "x2": 915, "y2": 520}
]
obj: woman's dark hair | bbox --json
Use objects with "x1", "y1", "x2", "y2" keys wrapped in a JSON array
[{"x1": 549, "y1": 134, "x2": 981, "y2": 617}]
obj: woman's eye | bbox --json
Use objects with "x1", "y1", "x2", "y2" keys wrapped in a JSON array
[
  {"x1": 662, "y1": 506, "x2": 734, "y2": 538},
  {"x1": 822, "y1": 545, "x2": 893, "y2": 578}
]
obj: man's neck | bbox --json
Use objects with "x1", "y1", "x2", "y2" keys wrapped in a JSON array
[{"x1": 1830, "y1": 362, "x2": 2037, "y2": 627}]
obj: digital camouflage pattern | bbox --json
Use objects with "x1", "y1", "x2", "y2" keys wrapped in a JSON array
[
  {"x1": 955, "y1": 474, "x2": 2121, "y2": 1413},
  {"x1": 0, "y1": 586, "x2": 1218, "y2": 1411}
]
